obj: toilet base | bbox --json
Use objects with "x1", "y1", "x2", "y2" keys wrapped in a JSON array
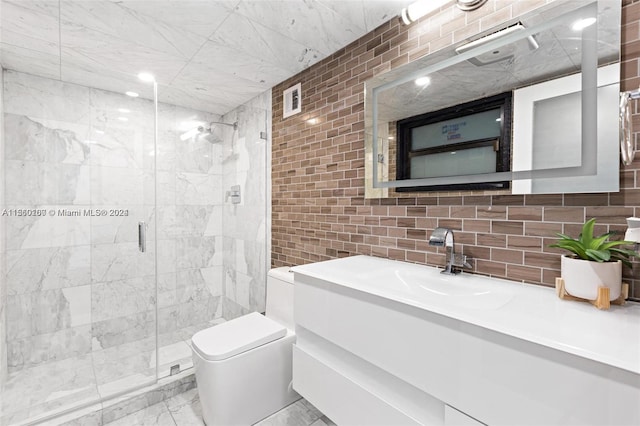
[{"x1": 193, "y1": 331, "x2": 299, "y2": 426}]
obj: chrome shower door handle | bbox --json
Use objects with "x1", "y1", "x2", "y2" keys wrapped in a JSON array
[{"x1": 138, "y1": 221, "x2": 147, "y2": 253}]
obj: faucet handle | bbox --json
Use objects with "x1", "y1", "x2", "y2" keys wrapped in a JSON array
[{"x1": 451, "y1": 253, "x2": 473, "y2": 270}]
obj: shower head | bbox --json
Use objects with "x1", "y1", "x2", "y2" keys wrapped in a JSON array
[{"x1": 195, "y1": 126, "x2": 221, "y2": 144}]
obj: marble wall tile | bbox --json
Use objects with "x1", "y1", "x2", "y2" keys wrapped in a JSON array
[
  {"x1": 221, "y1": 297, "x2": 251, "y2": 321},
  {"x1": 4, "y1": 207, "x2": 91, "y2": 249},
  {"x1": 92, "y1": 276, "x2": 156, "y2": 323},
  {"x1": 174, "y1": 205, "x2": 214, "y2": 237},
  {"x1": 202, "y1": 266, "x2": 224, "y2": 298},
  {"x1": 6, "y1": 161, "x2": 91, "y2": 205},
  {"x1": 176, "y1": 236, "x2": 220, "y2": 269},
  {"x1": 4, "y1": 114, "x2": 90, "y2": 165},
  {"x1": 220, "y1": 90, "x2": 270, "y2": 315},
  {"x1": 157, "y1": 275, "x2": 177, "y2": 318},
  {"x1": 87, "y1": 124, "x2": 145, "y2": 170},
  {"x1": 176, "y1": 296, "x2": 220, "y2": 329},
  {"x1": 158, "y1": 306, "x2": 178, "y2": 335},
  {"x1": 157, "y1": 240, "x2": 176, "y2": 275},
  {"x1": 149, "y1": 170, "x2": 177, "y2": 206},
  {"x1": 6, "y1": 286, "x2": 91, "y2": 342},
  {"x1": 176, "y1": 269, "x2": 214, "y2": 304},
  {"x1": 176, "y1": 135, "x2": 214, "y2": 173},
  {"x1": 89, "y1": 205, "x2": 150, "y2": 245},
  {"x1": 92, "y1": 311, "x2": 155, "y2": 351},
  {"x1": 91, "y1": 242, "x2": 155, "y2": 283},
  {"x1": 90, "y1": 166, "x2": 147, "y2": 206},
  {"x1": 3, "y1": 71, "x2": 90, "y2": 123},
  {"x1": 176, "y1": 172, "x2": 221, "y2": 205},
  {"x1": 6, "y1": 246, "x2": 91, "y2": 295},
  {"x1": 7, "y1": 325, "x2": 91, "y2": 372}
]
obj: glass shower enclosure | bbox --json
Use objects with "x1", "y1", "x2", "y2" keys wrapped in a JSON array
[
  {"x1": 0, "y1": 70, "x2": 161, "y2": 424},
  {"x1": 0, "y1": 69, "x2": 270, "y2": 426}
]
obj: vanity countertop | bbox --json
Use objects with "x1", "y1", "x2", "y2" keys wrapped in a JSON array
[{"x1": 292, "y1": 255, "x2": 640, "y2": 375}]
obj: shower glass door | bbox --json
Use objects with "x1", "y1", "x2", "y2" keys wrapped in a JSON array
[{"x1": 0, "y1": 71, "x2": 159, "y2": 424}]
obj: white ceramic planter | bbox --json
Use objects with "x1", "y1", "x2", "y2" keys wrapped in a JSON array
[{"x1": 561, "y1": 255, "x2": 622, "y2": 301}]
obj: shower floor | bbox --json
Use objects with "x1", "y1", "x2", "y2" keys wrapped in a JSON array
[{"x1": 0, "y1": 319, "x2": 223, "y2": 426}]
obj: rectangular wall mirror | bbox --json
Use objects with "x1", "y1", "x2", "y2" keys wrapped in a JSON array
[{"x1": 365, "y1": 0, "x2": 621, "y2": 197}]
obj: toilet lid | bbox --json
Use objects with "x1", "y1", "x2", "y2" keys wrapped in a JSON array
[{"x1": 191, "y1": 312, "x2": 287, "y2": 361}]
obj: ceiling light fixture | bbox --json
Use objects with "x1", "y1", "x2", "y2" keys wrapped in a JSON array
[
  {"x1": 118, "y1": 108, "x2": 131, "y2": 113},
  {"x1": 137, "y1": 72, "x2": 156, "y2": 83},
  {"x1": 572, "y1": 17, "x2": 596, "y2": 31},
  {"x1": 125, "y1": 91, "x2": 139, "y2": 98},
  {"x1": 415, "y1": 76, "x2": 431, "y2": 87},
  {"x1": 401, "y1": 0, "x2": 450, "y2": 25},
  {"x1": 118, "y1": 117, "x2": 129, "y2": 122}
]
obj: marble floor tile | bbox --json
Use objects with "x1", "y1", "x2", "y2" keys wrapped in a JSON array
[
  {"x1": 106, "y1": 401, "x2": 176, "y2": 426},
  {"x1": 102, "y1": 388, "x2": 335, "y2": 426},
  {"x1": 255, "y1": 399, "x2": 323, "y2": 426},
  {"x1": 165, "y1": 389, "x2": 203, "y2": 426},
  {"x1": 103, "y1": 392, "x2": 328, "y2": 426}
]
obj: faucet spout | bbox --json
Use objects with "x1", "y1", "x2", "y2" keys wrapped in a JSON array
[{"x1": 428, "y1": 227, "x2": 471, "y2": 275}]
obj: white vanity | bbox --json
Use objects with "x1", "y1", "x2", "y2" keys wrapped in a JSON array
[{"x1": 291, "y1": 255, "x2": 640, "y2": 425}]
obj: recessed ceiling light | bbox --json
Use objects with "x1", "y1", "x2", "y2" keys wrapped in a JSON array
[
  {"x1": 94, "y1": 129, "x2": 105, "y2": 134},
  {"x1": 118, "y1": 117, "x2": 129, "y2": 122},
  {"x1": 125, "y1": 91, "x2": 139, "y2": 97},
  {"x1": 138, "y1": 72, "x2": 155, "y2": 83},
  {"x1": 572, "y1": 17, "x2": 596, "y2": 31},
  {"x1": 118, "y1": 108, "x2": 131, "y2": 113},
  {"x1": 415, "y1": 76, "x2": 431, "y2": 87}
]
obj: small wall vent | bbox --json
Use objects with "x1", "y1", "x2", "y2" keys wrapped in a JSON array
[{"x1": 283, "y1": 83, "x2": 302, "y2": 118}]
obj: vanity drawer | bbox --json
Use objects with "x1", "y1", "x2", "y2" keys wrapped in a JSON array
[{"x1": 292, "y1": 344, "x2": 422, "y2": 426}]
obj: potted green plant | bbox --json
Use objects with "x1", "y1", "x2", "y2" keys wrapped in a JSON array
[{"x1": 550, "y1": 218, "x2": 639, "y2": 301}]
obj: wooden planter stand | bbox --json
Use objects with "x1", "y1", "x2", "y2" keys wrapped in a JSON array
[{"x1": 555, "y1": 278, "x2": 629, "y2": 310}]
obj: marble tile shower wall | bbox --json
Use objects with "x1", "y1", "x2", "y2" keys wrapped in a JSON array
[
  {"x1": 272, "y1": 0, "x2": 640, "y2": 298},
  {"x1": 220, "y1": 90, "x2": 271, "y2": 319},
  {"x1": 2, "y1": 70, "x2": 224, "y2": 373}
]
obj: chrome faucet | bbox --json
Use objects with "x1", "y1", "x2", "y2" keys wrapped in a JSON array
[{"x1": 428, "y1": 227, "x2": 472, "y2": 275}]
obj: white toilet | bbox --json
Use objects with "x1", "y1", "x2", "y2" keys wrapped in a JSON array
[{"x1": 191, "y1": 267, "x2": 299, "y2": 425}]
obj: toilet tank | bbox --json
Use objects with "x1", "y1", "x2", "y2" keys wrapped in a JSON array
[{"x1": 265, "y1": 266, "x2": 295, "y2": 330}]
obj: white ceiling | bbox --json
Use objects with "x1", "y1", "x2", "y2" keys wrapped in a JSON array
[{"x1": 0, "y1": 0, "x2": 412, "y2": 114}]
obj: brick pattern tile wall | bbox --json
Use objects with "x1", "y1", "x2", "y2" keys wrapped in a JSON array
[{"x1": 272, "y1": 0, "x2": 640, "y2": 298}]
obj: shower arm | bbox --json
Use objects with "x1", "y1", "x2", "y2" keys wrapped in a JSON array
[{"x1": 209, "y1": 121, "x2": 238, "y2": 130}]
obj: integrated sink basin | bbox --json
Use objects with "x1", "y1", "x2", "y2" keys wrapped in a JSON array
[
  {"x1": 394, "y1": 269, "x2": 514, "y2": 309},
  {"x1": 296, "y1": 255, "x2": 516, "y2": 311}
]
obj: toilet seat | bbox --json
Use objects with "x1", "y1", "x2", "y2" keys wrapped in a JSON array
[{"x1": 191, "y1": 312, "x2": 287, "y2": 361}]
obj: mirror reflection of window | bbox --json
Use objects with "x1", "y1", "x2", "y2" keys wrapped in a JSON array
[{"x1": 396, "y1": 93, "x2": 511, "y2": 192}]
